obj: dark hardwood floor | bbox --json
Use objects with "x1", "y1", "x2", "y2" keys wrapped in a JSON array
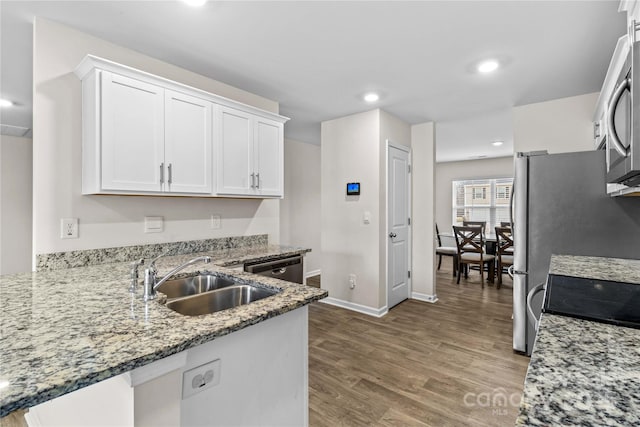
[{"x1": 308, "y1": 258, "x2": 529, "y2": 427}]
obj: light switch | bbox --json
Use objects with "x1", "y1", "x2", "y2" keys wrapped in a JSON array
[
  {"x1": 210, "y1": 214, "x2": 221, "y2": 229},
  {"x1": 144, "y1": 216, "x2": 163, "y2": 233},
  {"x1": 363, "y1": 211, "x2": 371, "y2": 225}
]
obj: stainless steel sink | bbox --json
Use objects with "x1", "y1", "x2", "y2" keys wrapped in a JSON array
[
  {"x1": 156, "y1": 274, "x2": 236, "y2": 299},
  {"x1": 166, "y1": 285, "x2": 279, "y2": 316}
]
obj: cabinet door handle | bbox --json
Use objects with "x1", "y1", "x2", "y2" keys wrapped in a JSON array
[
  {"x1": 250, "y1": 173, "x2": 255, "y2": 189},
  {"x1": 168, "y1": 163, "x2": 172, "y2": 185},
  {"x1": 160, "y1": 163, "x2": 164, "y2": 184},
  {"x1": 255, "y1": 173, "x2": 260, "y2": 189}
]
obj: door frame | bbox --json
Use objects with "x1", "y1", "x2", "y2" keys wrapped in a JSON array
[{"x1": 385, "y1": 140, "x2": 412, "y2": 309}]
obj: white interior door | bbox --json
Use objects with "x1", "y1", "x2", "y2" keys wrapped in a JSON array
[{"x1": 387, "y1": 143, "x2": 411, "y2": 309}]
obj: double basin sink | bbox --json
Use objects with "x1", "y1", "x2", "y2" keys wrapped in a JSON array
[{"x1": 156, "y1": 274, "x2": 280, "y2": 316}]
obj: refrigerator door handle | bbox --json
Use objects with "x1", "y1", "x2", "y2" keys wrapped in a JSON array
[
  {"x1": 527, "y1": 283, "x2": 546, "y2": 331},
  {"x1": 509, "y1": 178, "x2": 515, "y2": 230}
]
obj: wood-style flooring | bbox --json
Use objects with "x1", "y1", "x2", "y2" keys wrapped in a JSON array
[{"x1": 308, "y1": 258, "x2": 530, "y2": 427}]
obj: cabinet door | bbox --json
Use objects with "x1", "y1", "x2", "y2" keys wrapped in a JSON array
[
  {"x1": 254, "y1": 118, "x2": 283, "y2": 197},
  {"x1": 217, "y1": 107, "x2": 253, "y2": 195},
  {"x1": 165, "y1": 90, "x2": 213, "y2": 194},
  {"x1": 101, "y1": 72, "x2": 164, "y2": 192}
]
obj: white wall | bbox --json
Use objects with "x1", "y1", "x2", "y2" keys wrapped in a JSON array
[
  {"x1": 0, "y1": 135, "x2": 33, "y2": 274},
  {"x1": 280, "y1": 139, "x2": 321, "y2": 275},
  {"x1": 33, "y1": 19, "x2": 281, "y2": 256},
  {"x1": 410, "y1": 123, "x2": 436, "y2": 301},
  {"x1": 321, "y1": 109, "x2": 410, "y2": 312},
  {"x1": 321, "y1": 109, "x2": 381, "y2": 310},
  {"x1": 513, "y1": 92, "x2": 598, "y2": 154},
  {"x1": 435, "y1": 156, "x2": 514, "y2": 240}
]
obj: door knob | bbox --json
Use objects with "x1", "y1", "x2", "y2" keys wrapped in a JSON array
[{"x1": 389, "y1": 232, "x2": 397, "y2": 238}]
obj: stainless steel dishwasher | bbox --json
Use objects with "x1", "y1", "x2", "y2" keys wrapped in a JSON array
[{"x1": 244, "y1": 255, "x2": 304, "y2": 284}]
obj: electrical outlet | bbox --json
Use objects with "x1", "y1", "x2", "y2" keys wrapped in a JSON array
[
  {"x1": 210, "y1": 214, "x2": 221, "y2": 229},
  {"x1": 182, "y1": 359, "x2": 221, "y2": 399},
  {"x1": 349, "y1": 273, "x2": 356, "y2": 289},
  {"x1": 61, "y1": 218, "x2": 78, "y2": 239}
]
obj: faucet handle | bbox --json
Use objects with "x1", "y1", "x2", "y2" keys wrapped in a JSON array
[
  {"x1": 130, "y1": 258, "x2": 145, "y2": 277},
  {"x1": 129, "y1": 258, "x2": 145, "y2": 293}
]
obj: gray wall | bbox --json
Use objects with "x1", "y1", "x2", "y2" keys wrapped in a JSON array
[{"x1": 0, "y1": 135, "x2": 32, "y2": 274}]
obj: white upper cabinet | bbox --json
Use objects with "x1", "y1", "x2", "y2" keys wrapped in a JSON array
[
  {"x1": 216, "y1": 108, "x2": 284, "y2": 198},
  {"x1": 75, "y1": 55, "x2": 288, "y2": 198},
  {"x1": 164, "y1": 90, "x2": 213, "y2": 194},
  {"x1": 100, "y1": 72, "x2": 165, "y2": 192},
  {"x1": 218, "y1": 107, "x2": 254, "y2": 195},
  {"x1": 254, "y1": 118, "x2": 283, "y2": 197}
]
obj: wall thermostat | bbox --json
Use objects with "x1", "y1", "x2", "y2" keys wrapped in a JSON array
[{"x1": 346, "y1": 182, "x2": 360, "y2": 195}]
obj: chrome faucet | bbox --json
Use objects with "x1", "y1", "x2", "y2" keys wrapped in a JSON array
[
  {"x1": 129, "y1": 258, "x2": 145, "y2": 293},
  {"x1": 143, "y1": 255, "x2": 212, "y2": 301}
]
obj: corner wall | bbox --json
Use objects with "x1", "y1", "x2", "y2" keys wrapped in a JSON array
[
  {"x1": 513, "y1": 92, "x2": 598, "y2": 154},
  {"x1": 320, "y1": 109, "x2": 410, "y2": 313},
  {"x1": 410, "y1": 123, "x2": 436, "y2": 301},
  {"x1": 33, "y1": 19, "x2": 281, "y2": 257},
  {"x1": 280, "y1": 139, "x2": 321, "y2": 275},
  {"x1": 321, "y1": 110, "x2": 381, "y2": 311},
  {"x1": 0, "y1": 135, "x2": 33, "y2": 274}
]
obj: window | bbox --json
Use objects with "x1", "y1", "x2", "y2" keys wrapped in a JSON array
[{"x1": 452, "y1": 178, "x2": 514, "y2": 232}]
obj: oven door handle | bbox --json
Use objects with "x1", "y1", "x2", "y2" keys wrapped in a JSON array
[{"x1": 607, "y1": 77, "x2": 632, "y2": 158}]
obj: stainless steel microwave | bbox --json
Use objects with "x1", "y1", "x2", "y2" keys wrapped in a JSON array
[{"x1": 604, "y1": 23, "x2": 640, "y2": 188}]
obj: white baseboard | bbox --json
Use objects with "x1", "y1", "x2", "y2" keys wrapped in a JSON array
[
  {"x1": 305, "y1": 269, "x2": 321, "y2": 279},
  {"x1": 320, "y1": 297, "x2": 388, "y2": 317},
  {"x1": 411, "y1": 292, "x2": 439, "y2": 303}
]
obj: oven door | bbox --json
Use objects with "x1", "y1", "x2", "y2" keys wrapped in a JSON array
[{"x1": 607, "y1": 31, "x2": 640, "y2": 187}]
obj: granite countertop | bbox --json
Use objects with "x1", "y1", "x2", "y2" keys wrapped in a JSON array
[
  {"x1": 0, "y1": 245, "x2": 326, "y2": 417},
  {"x1": 516, "y1": 255, "x2": 640, "y2": 426}
]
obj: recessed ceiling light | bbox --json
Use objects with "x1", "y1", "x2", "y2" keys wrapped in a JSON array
[
  {"x1": 0, "y1": 99, "x2": 13, "y2": 107},
  {"x1": 363, "y1": 93, "x2": 379, "y2": 103},
  {"x1": 477, "y1": 60, "x2": 499, "y2": 73},
  {"x1": 492, "y1": 140, "x2": 504, "y2": 147},
  {"x1": 182, "y1": 0, "x2": 206, "y2": 6}
]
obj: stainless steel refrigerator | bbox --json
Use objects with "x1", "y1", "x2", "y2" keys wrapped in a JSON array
[{"x1": 512, "y1": 150, "x2": 640, "y2": 355}]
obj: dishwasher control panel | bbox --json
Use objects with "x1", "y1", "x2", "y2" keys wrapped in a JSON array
[{"x1": 244, "y1": 255, "x2": 304, "y2": 284}]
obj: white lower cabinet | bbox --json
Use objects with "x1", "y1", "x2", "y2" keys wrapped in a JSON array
[
  {"x1": 217, "y1": 107, "x2": 284, "y2": 198},
  {"x1": 76, "y1": 55, "x2": 287, "y2": 198},
  {"x1": 26, "y1": 308, "x2": 308, "y2": 427}
]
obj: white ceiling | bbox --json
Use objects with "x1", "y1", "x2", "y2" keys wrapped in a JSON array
[{"x1": 0, "y1": 1, "x2": 627, "y2": 161}]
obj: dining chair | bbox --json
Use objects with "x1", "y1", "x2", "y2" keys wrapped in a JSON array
[
  {"x1": 495, "y1": 226, "x2": 514, "y2": 288},
  {"x1": 453, "y1": 225, "x2": 495, "y2": 287},
  {"x1": 435, "y1": 223, "x2": 458, "y2": 276},
  {"x1": 463, "y1": 221, "x2": 486, "y2": 236}
]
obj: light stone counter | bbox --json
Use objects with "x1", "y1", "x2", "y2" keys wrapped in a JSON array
[
  {"x1": 516, "y1": 255, "x2": 640, "y2": 426},
  {"x1": 0, "y1": 243, "x2": 326, "y2": 417}
]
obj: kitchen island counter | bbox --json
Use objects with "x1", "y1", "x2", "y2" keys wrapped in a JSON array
[
  {"x1": 516, "y1": 255, "x2": 640, "y2": 426},
  {"x1": 0, "y1": 244, "x2": 326, "y2": 418}
]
